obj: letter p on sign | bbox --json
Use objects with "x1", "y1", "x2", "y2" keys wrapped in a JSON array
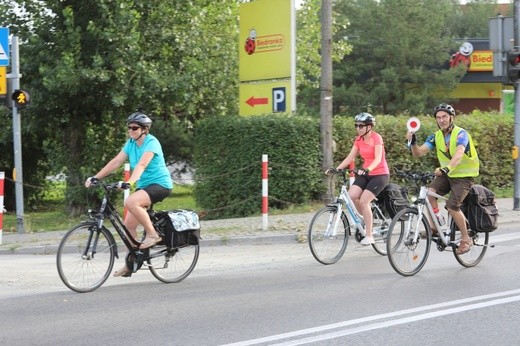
[{"x1": 272, "y1": 87, "x2": 286, "y2": 112}]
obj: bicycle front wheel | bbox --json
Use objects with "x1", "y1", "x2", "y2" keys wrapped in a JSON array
[
  {"x1": 148, "y1": 244, "x2": 200, "y2": 283},
  {"x1": 451, "y1": 223, "x2": 489, "y2": 267},
  {"x1": 308, "y1": 206, "x2": 349, "y2": 265},
  {"x1": 386, "y1": 208, "x2": 431, "y2": 276},
  {"x1": 56, "y1": 222, "x2": 116, "y2": 293}
]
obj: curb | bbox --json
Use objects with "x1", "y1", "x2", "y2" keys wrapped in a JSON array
[{"x1": 0, "y1": 233, "x2": 301, "y2": 255}]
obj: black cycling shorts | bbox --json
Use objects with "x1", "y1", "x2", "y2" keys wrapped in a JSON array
[
  {"x1": 139, "y1": 184, "x2": 172, "y2": 204},
  {"x1": 352, "y1": 174, "x2": 390, "y2": 197}
]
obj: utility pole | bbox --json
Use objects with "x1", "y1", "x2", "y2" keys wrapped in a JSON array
[
  {"x1": 320, "y1": 0, "x2": 334, "y2": 199},
  {"x1": 7, "y1": 36, "x2": 25, "y2": 232},
  {"x1": 514, "y1": 0, "x2": 520, "y2": 210}
]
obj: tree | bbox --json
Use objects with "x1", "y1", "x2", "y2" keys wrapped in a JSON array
[
  {"x1": 330, "y1": 0, "x2": 468, "y2": 115},
  {"x1": 2, "y1": 0, "x2": 240, "y2": 215},
  {"x1": 296, "y1": 0, "x2": 351, "y2": 114},
  {"x1": 452, "y1": 0, "x2": 510, "y2": 39}
]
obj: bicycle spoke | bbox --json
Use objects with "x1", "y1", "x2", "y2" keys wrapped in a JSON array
[
  {"x1": 308, "y1": 206, "x2": 349, "y2": 265},
  {"x1": 386, "y1": 208, "x2": 430, "y2": 276},
  {"x1": 56, "y1": 223, "x2": 115, "y2": 293},
  {"x1": 148, "y1": 244, "x2": 199, "y2": 283}
]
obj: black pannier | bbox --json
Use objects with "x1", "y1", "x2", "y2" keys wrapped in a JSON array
[
  {"x1": 377, "y1": 183, "x2": 409, "y2": 218},
  {"x1": 155, "y1": 209, "x2": 201, "y2": 248},
  {"x1": 461, "y1": 185, "x2": 498, "y2": 232}
]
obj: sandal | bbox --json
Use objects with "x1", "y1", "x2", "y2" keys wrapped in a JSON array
[
  {"x1": 113, "y1": 265, "x2": 131, "y2": 277},
  {"x1": 139, "y1": 234, "x2": 162, "y2": 249},
  {"x1": 456, "y1": 239, "x2": 472, "y2": 255}
]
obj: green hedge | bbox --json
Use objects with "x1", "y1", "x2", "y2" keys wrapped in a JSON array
[
  {"x1": 193, "y1": 115, "x2": 322, "y2": 219},
  {"x1": 193, "y1": 112, "x2": 513, "y2": 219},
  {"x1": 333, "y1": 111, "x2": 514, "y2": 188}
]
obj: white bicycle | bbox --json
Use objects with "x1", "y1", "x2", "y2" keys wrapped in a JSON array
[
  {"x1": 386, "y1": 170, "x2": 490, "y2": 276},
  {"x1": 308, "y1": 169, "x2": 401, "y2": 264}
]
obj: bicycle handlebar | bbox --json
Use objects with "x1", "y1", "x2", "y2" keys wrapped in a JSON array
[
  {"x1": 394, "y1": 169, "x2": 435, "y2": 184},
  {"x1": 325, "y1": 168, "x2": 355, "y2": 184},
  {"x1": 89, "y1": 180, "x2": 130, "y2": 191}
]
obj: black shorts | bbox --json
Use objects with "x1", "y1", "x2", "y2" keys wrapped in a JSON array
[
  {"x1": 352, "y1": 174, "x2": 390, "y2": 196},
  {"x1": 139, "y1": 184, "x2": 172, "y2": 204}
]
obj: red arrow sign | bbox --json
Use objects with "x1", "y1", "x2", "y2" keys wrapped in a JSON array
[{"x1": 246, "y1": 96, "x2": 268, "y2": 107}]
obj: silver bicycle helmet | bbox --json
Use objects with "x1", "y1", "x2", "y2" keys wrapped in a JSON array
[
  {"x1": 354, "y1": 112, "x2": 375, "y2": 125},
  {"x1": 433, "y1": 103, "x2": 455, "y2": 117},
  {"x1": 126, "y1": 111, "x2": 152, "y2": 129}
]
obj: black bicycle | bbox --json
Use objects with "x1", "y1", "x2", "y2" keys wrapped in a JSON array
[{"x1": 56, "y1": 181, "x2": 200, "y2": 293}]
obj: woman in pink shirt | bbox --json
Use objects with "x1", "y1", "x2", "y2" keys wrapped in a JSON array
[{"x1": 335, "y1": 113, "x2": 390, "y2": 245}]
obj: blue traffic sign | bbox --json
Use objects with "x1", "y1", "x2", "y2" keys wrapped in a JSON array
[{"x1": 0, "y1": 27, "x2": 9, "y2": 66}]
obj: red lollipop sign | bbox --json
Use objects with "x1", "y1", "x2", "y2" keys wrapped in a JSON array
[{"x1": 407, "y1": 117, "x2": 421, "y2": 133}]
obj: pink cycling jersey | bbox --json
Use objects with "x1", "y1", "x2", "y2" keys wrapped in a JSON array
[{"x1": 354, "y1": 131, "x2": 390, "y2": 175}]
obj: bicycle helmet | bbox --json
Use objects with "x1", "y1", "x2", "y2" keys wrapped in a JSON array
[
  {"x1": 433, "y1": 103, "x2": 455, "y2": 117},
  {"x1": 354, "y1": 112, "x2": 375, "y2": 125},
  {"x1": 126, "y1": 111, "x2": 152, "y2": 129}
]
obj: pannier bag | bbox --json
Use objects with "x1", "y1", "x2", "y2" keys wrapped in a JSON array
[
  {"x1": 159, "y1": 209, "x2": 201, "y2": 248},
  {"x1": 377, "y1": 183, "x2": 409, "y2": 218},
  {"x1": 461, "y1": 185, "x2": 499, "y2": 232}
]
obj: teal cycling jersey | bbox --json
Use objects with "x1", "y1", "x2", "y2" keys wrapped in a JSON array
[{"x1": 123, "y1": 134, "x2": 173, "y2": 189}]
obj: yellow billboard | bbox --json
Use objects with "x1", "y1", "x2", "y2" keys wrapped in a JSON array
[
  {"x1": 468, "y1": 50, "x2": 493, "y2": 72},
  {"x1": 239, "y1": 0, "x2": 292, "y2": 82},
  {"x1": 240, "y1": 80, "x2": 292, "y2": 116}
]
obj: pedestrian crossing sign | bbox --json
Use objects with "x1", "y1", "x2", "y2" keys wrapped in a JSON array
[{"x1": 0, "y1": 27, "x2": 9, "y2": 66}]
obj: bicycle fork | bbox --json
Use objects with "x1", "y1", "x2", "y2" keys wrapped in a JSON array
[
  {"x1": 82, "y1": 227, "x2": 100, "y2": 260},
  {"x1": 404, "y1": 205, "x2": 425, "y2": 246},
  {"x1": 326, "y1": 203, "x2": 343, "y2": 238}
]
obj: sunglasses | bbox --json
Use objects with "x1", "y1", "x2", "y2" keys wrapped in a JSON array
[
  {"x1": 354, "y1": 124, "x2": 367, "y2": 129},
  {"x1": 127, "y1": 126, "x2": 141, "y2": 131}
]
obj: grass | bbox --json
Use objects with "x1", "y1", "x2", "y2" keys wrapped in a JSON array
[
  {"x1": 2, "y1": 184, "x2": 199, "y2": 234},
  {"x1": 1, "y1": 183, "x2": 514, "y2": 234}
]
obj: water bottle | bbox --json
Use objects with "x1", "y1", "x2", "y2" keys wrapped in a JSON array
[{"x1": 433, "y1": 208, "x2": 446, "y2": 226}]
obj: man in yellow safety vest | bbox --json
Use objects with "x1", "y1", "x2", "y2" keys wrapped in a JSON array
[{"x1": 406, "y1": 103, "x2": 479, "y2": 255}]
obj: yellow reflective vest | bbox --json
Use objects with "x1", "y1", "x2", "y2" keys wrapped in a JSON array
[{"x1": 434, "y1": 126, "x2": 479, "y2": 178}]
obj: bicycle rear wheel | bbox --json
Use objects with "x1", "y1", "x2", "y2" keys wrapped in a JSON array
[
  {"x1": 371, "y1": 205, "x2": 391, "y2": 256},
  {"x1": 148, "y1": 244, "x2": 200, "y2": 283},
  {"x1": 56, "y1": 222, "x2": 116, "y2": 293},
  {"x1": 451, "y1": 222, "x2": 489, "y2": 267},
  {"x1": 386, "y1": 208, "x2": 431, "y2": 276},
  {"x1": 308, "y1": 205, "x2": 349, "y2": 265}
]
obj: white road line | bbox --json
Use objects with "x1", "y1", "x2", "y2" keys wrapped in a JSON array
[
  {"x1": 271, "y1": 295, "x2": 520, "y2": 345},
  {"x1": 222, "y1": 288, "x2": 520, "y2": 346}
]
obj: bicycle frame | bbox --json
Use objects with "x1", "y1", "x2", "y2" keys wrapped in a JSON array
[
  {"x1": 329, "y1": 172, "x2": 386, "y2": 239},
  {"x1": 333, "y1": 183, "x2": 365, "y2": 235},
  {"x1": 87, "y1": 185, "x2": 138, "y2": 257},
  {"x1": 413, "y1": 184, "x2": 457, "y2": 247},
  {"x1": 87, "y1": 184, "x2": 168, "y2": 265}
]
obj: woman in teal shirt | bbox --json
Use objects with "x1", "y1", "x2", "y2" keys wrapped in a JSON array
[{"x1": 85, "y1": 111, "x2": 173, "y2": 276}]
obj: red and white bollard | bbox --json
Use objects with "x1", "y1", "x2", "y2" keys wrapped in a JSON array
[
  {"x1": 123, "y1": 163, "x2": 130, "y2": 220},
  {"x1": 0, "y1": 171, "x2": 4, "y2": 244},
  {"x1": 262, "y1": 154, "x2": 268, "y2": 231}
]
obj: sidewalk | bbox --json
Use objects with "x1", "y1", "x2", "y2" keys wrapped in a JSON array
[{"x1": 0, "y1": 198, "x2": 518, "y2": 255}]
